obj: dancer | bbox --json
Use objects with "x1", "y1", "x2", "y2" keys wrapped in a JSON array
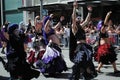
[
  {"x1": 6, "y1": 23, "x2": 40, "y2": 80},
  {"x1": 95, "y1": 11, "x2": 120, "y2": 74},
  {"x1": 27, "y1": 16, "x2": 46, "y2": 68},
  {"x1": 36, "y1": 14, "x2": 67, "y2": 76},
  {"x1": 69, "y1": 0, "x2": 97, "y2": 80}
]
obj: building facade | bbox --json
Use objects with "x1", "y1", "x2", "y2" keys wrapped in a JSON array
[
  {"x1": 1, "y1": 0, "x2": 23, "y2": 25},
  {"x1": 20, "y1": 0, "x2": 73, "y2": 25},
  {"x1": 1, "y1": 0, "x2": 120, "y2": 26}
]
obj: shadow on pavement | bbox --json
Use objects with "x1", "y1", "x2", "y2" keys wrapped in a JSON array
[
  {"x1": 106, "y1": 72, "x2": 120, "y2": 77},
  {"x1": 42, "y1": 73, "x2": 71, "y2": 79},
  {"x1": 42, "y1": 72, "x2": 99, "y2": 80},
  {"x1": 0, "y1": 76, "x2": 9, "y2": 80},
  {"x1": 54, "y1": 73, "x2": 99, "y2": 80},
  {"x1": 53, "y1": 73, "x2": 71, "y2": 79}
]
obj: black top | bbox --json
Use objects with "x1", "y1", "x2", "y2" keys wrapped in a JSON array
[
  {"x1": 100, "y1": 32, "x2": 109, "y2": 38},
  {"x1": 36, "y1": 32, "x2": 43, "y2": 36},
  {"x1": 7, "y1": 33, "x2": 26, "y2": 59},
  {"x1": 75, "y1": 26, "x2": 86, "y2": 41}
]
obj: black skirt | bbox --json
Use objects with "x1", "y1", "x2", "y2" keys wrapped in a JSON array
[
  {"x1": 6, "y1": 57, "x2": 40, "y2": 79},
  {"x1": 73, "y1": 43, "x2": 93, "y2": 63}
]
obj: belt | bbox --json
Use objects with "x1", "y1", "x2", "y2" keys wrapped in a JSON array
[{"x1": 77, "y1": 40, "x2": 86, "y2": 44}]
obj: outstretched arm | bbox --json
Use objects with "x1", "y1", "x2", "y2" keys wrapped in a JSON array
[{"x1": 81, "y1": 6, "x2": 92, "y2": 27}]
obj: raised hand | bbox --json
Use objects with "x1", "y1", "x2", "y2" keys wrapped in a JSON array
[
  {"x1": 73, "y1": 0, "x2": 78, "y2": 8},
  {"x1": 107, "y1": 11, "x2": 112, "y2": 15},
  {"x1": 35, "y1": 16, "x2": 40, "y2": 20},
  {"x1": 60, "y1": 16, "x2": 65, "y2": 22},
  {"x1": 87, "y1": 6, "x2": 93, "y2": 12},
  {"x1": 49, "y1": 14, "x2": 54, "y2": 19}
]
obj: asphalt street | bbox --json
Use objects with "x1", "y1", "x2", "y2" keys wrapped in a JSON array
[{"x1": 0, "y1": 47, "x2": 120, "y2": 80}]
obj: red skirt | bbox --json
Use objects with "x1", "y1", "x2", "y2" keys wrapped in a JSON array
[
  {"x1": 94, "y1": 44, "x2": 117, "y2": 64},
  {"x1": 27, "y1": 50, "x2": 45, "y2": 64}
]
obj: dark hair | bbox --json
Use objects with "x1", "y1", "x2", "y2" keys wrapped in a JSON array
[{"x1": 8, "y1": 23, "x2": 18, "y2": 34}]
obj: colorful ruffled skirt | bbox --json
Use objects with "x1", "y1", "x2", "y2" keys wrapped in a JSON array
[
  {"x1": 94, "y1": 44, "x2": 117, "y2": 64},
  {"x1": 36, "y1": 43, "x2": 67, "y2": 74}
]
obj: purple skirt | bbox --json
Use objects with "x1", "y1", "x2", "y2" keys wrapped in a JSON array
[{"x1": 36, "y1": 46, "x2": 67, "y2": 73}]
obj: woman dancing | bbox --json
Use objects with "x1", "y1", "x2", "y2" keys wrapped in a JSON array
[
  {"x1": 36, "y1": 14, "x2": 67, "y2": 76},
  {"x1": 6, "y1": 23, "x2": 40, "y2": 80},
  {"x1": 95, "y1": 11, "x2": 120, "y2": 74},
  {"x1": 69, "y1": 0, "x2": 97, "y2": 80}
]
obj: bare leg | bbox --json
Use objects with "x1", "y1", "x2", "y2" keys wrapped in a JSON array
[
  {"x1": 112, "y1": 62, "x2": 120, "y2": 73},
  {"x1": 112, "y1": 62, "x2": 117, "y2": 71},
  {"x1": 96, "y1": 62, "x2": 103, "y2": 72}
]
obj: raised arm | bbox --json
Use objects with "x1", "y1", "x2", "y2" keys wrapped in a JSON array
[
  {"x1": 44, "y1": 14, "x2": 53, "y2": 33},
  {"x1": 80, "y1": 6, "x2": 92, "y2": 27},
  {"x1": 34, "y1": 16, "x2": 40, "y2": 26},
  {"x1": 44, "y1": 14, "x2": 64, "y2": 33},
  {"x1": 101, "y1": 11, "x2": 112, "y2": 33},
  {"x1": 104, "y1": 11, "x2": 112, "y2": 25},
  {"x1": 53, "y1": 16, "x2": 64, "y2": 30},
  {"x1": 71, "y1": 0, "x2": 78, "y2": 35}
]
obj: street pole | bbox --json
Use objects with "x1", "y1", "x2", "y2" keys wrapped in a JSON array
[
  {"x1": 40, "y1": 0, "x2": 43, "y2": 20},
  {"x1": 1, "y1": 0, "x2": 3, "y2": 26}
]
